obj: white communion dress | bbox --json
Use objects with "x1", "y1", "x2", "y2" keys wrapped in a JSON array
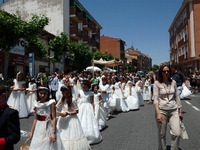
[
  {"x1": 7, "y1": 79, "x2": 29, "y2": 118},
  {"x1": 77, "y1": 90, "x2": 102, "y2": 144},
  {"x1": 124, "y1": 86, "x2": 139, "y2": 110},
  {"x1": 93, "y1": 92, "x2": 107, "y2": 130},
  {"x1": 26, "y1": 82, "x2": 37, "y2": 113},
  {"x1": 29, "y1": 99, "x2": 61, "y2": 150},
  {"x1": 56, "y1": 99, "x2": 91, "y2": 150}
]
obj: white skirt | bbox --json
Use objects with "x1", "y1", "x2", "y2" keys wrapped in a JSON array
[
  {"x1": 7, "y1": 91, "x2": 29, "y2": 118},
  {"x1": 77, "y1": 102, "x2": 102, "y2": 144},
  {"x1": 57, "y1": 115, "x2": 91, "y2": 150}
]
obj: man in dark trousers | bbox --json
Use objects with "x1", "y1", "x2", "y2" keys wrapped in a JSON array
[
  {"x1": 171, "y1": 65, "x2": 186, "y2": 98},
  {"x1": 0, "y1": 84, "x2": 20, "y2": 150}
]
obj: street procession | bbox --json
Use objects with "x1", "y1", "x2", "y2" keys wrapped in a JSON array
[{"x1": 1, "y1": 0, "x2": 200, "y2": 150}]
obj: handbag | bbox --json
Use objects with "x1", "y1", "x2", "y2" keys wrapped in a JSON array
[
  {"x1": 179, "y1": 120, "x2": 188, "y2": 139},
  {"x1": 20, "y1": 138, "x2": 30, "y2": 150}
]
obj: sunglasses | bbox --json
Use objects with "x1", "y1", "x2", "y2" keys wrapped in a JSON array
[{"x1": 162, "y1": 70, "x2": 170, "y2": 73}]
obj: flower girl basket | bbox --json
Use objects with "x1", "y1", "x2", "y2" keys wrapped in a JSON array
[{"x1": 20, "y1": 138, "x2": 30, "y2": 150}]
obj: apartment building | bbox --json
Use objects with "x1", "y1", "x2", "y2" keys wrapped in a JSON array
[
  {"x1": 169, "y1": 0, "x2": 200, "y2": 75},
  {"x1": 0, "y1": 0, "x2": 102, "y2": 75},
  {"x1": 100, "y1": 35, "x2": 126, "y2": 63},
  {"x1": 125, "y1": 46, "x2": 152, "y2": 72}
]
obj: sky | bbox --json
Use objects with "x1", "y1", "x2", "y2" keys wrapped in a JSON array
[{"x1": 79, "y1": 0, "x2": 183, "y2": 65}]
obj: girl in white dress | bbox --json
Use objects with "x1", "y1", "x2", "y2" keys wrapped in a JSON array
[
  {"x1": 124, "y1": 81, "x2": 139, "y2": 110},
  {"x1": 56, "y1": 85, "x2": 91, "y2": 150},
  {"x1": 112, "y1": 76, "x2": 129, "y2": 112},
  {"x1": 56, "y1": 75, "x2": 66, "y2": 101},
  {"x1": 29, "y1": 87, "x2": 59, "y2": 150},
  {"x1": 143, "y1": 78, "x2": 151, "y2": 101},
  {"x1": 7, "y1": 71, "x2": 29, "y2": 118},
  {"x1": 77, "y1": 80, "x2": 102, "y2": 144},
  {"x1": 92, "y1": 84, "x2": 107, "y2": 131},
  {"x1": 26, "y1": 77, "x2": 37, "y2": 114},
  {"x1": 107, "y1": 78, "x2": 117, "y2": 114},
  {"x1": 135, "y1": 78, "x2": 145, "y2": 106}
]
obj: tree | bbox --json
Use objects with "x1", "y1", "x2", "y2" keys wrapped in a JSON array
[
  {"x1": 70, "y1": 42, "x2": 93, "y2": 72},
  {"x1": 151, "y1": 64, "x2": 159, "y2": 72},
  {"x1": 93, "y1": 50, "x2": 114, "y2": 61},
  {"x1": 48, "y1": 32, "x2": 70, "y2": 62},
  {"x1": 0, "y1": 10, "x2": 49, "y2": 79},
  {"x1": 48, "y1": 32, "x2": 70, "y2": 70}
]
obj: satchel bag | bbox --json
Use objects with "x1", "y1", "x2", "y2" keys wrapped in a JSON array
[
  {"x1": 20, "y1": 138, "x2": 30, "y2": 150},
  {"x1": 179, "y1": 120, "x2": 189, "y2": 139}
]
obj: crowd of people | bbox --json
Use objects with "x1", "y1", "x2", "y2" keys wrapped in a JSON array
[{"x1": 0, "y1": 63, "x2": 195, "y2": 150}]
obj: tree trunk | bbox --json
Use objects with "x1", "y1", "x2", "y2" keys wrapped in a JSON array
[{"x1": 4, "y1": 51, "x2": 10, "y2": 80}]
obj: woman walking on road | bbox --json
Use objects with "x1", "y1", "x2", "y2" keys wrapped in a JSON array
[{"x1": 153, "y1": 63, "x2": 183, "y2": 150}]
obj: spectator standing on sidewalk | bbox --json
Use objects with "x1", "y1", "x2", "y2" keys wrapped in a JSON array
[
  {"x1": 0, "y1": 84, "x2": 20, "y2": 150},
  {"x1": 49, "y1": 73, "x2": 59, "y2": 102},
  {"x1": 171, "y1": 65, "x2": 186, "y2": 98},
  {"x1": 154, "y1": 63, "x2": 183, "y2": 150}
]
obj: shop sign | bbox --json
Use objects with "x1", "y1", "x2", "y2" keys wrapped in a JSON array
[
  {"x1": 9, "y1": 53, "x2": 25, "y2": 65},
  {"x1": 10, "y1": 38, "x2": 25, "y2": 56}
]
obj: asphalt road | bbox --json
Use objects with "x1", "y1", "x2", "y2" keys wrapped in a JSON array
[{"x1": 15, "y1": 94, "x2": 200, "y2": 150}]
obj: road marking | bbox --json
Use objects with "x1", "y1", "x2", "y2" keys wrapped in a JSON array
[{"x1": 185, "y1": 101, "x2": 200, "y2": 111}]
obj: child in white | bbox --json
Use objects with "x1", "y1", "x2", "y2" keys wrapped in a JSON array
[
  {"x1": 29, "y1": 87, "x2": 59, "y2": 150},
  {"x1": 143, "y1": 79, "x2": 151, "y2": 101},
  {"x1": 124, "y1": 81, "x2": 139, "y2": 110},
  {"x1": 26, "y1": 78, "x2": 37, "y2": 113},
  {"x1": 77, "y1": 80, "x2": 102, "y2": 144},
  {"x1": 92, "y1": 84, "x2": 107, "y2": 131},
  {"x1": 135, "y1": 79, "x2": 145, "y2": 106},
  {"x1": 7, "y1": 71, "x2": 29, "y2": 118},
  {"x1": 56, "y1": 85, "x2": 91, "y2": 150}
]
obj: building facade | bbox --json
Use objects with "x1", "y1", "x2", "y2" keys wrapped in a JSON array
[
  {"x1": 169, "y1": 0, "x2": 200, "y2": 76},
  {"x1": 100, "y1": 35, "x2": 126, "y2": 63},
  {"x1": 0, "y1": 0, "x2": 102, "y2": 76},
  {"x1": 125, "y1": 46, "x2": 152, "y2": 72}
]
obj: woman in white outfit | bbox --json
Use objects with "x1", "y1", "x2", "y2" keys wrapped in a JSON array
[{"x1": 135, "y1": 77, "x2": 145, "y2": 106}]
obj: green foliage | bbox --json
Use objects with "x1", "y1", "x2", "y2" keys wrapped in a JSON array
[
  {"x1": 0, "y1": 10, "x2": 49, "y2": 51},
  {"x1": 151, "y1": 64, "x2": 159, "y2": 71},
  {"x1": 26, "y1": 36, "x2": 47, "y2": 58},
  {"x1": 48, "y1": 32, "x2": 70, "y2": 62},
  {"x1": 71, "y1": 42, "x2": 93, "y2": 71},
  {"x1": 93, "y1": 50, "x2": 114, "y2": 61}
]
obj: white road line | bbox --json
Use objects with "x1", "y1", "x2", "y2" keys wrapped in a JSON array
[
  {"x1": 192, "y1": 106, "x2": 200, "y2": 111},
  {"x1": 185, "y1": 100, "x2": 200, "y2": 111},
  {"x1": 185, "y1": 101, "x2": 191, "y2": 105}
]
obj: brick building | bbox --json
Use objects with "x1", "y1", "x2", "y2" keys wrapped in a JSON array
[
  {"x1": 100, "y1": 35, "x2": 126, "y2": 63},
  {"x1": 125, "y1": 46, "x2": 152, "y2": 72},
  {"x1": 169, "y1": 0, "x2": 200, "y2": 76}
]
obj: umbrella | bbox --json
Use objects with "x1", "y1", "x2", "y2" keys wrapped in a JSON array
[{"x1": 86, "y1": 66, "x2": 102, "y2": 72}]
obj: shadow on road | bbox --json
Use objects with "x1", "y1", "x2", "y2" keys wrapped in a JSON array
[{"x1": 166, "y1": 145, "x2": 182, "y2": 150}]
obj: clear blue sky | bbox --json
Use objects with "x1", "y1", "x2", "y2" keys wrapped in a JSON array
[{"x1": 79, "y1": 0, "x2": 183, "y2": 65}]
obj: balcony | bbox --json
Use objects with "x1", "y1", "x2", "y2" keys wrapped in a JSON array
[
  {"x1": 83, "y1": 35, "x2": 92, "y2": 44},
  {"x1": 178, "y1": 39, "x2": 184, "y2": 47},
  {"x1": 83, "y1": 18, "x2": 93, "y2": 31},
  {"x1": 70, "y1": 26, "x2": 82, "y2": 40},
  {"x1": 70, "y1": 6, "x2": 83, "y2": 23},
  {"x1": 92, "y1": 40, "x2": 100, "y2": 50}
]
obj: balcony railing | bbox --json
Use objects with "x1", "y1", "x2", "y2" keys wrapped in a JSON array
[
  {"x1": 83, "y1": 19, "x2": 93, "y2": 31},
  {"x1": 70, "y1": 26, "x2": 82, "y2": 40},
  {"x1": 83, "y1": 35, "x2": 92, "y2": 44},
  {"x1": 70, "y1": 6, "x2": 83, "y2": 23}
]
